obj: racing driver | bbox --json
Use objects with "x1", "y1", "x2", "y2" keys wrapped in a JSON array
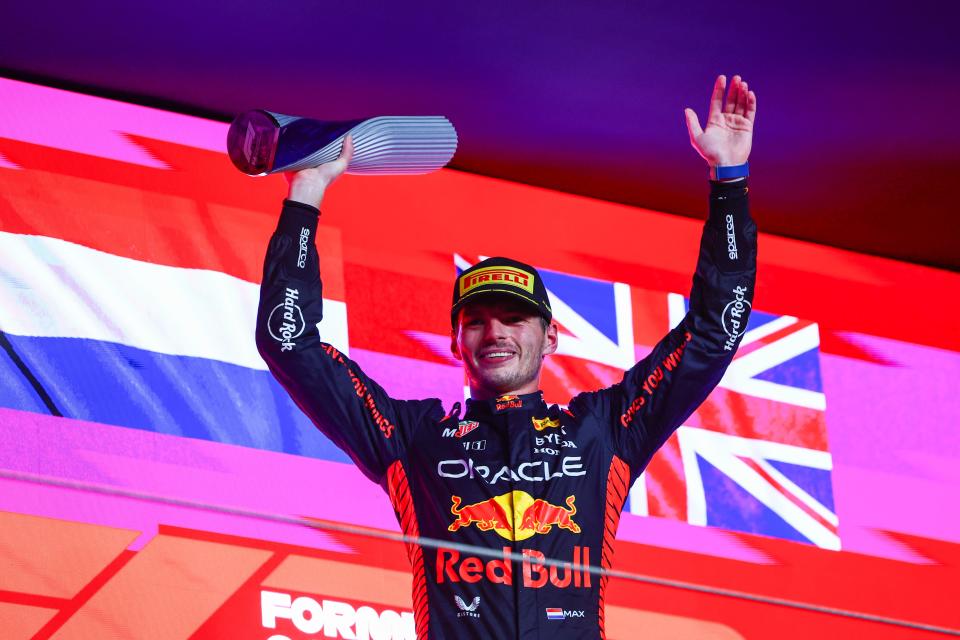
[{"x1": 256, "y1": 74, "x2": 758, "y2": 639}]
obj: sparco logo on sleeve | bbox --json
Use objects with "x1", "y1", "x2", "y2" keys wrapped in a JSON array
[
  {"x1": 297, "y1": 227, "x2": 310, "y2": 269},
  {"x1": 268, "y1": 287, "x2": 306, "y2": 351},
  {"x1": 722, "y1": 285, "x2": 751, "y2": 351},
  {"x1": 725, "y1": 214, "x2": 738, "y2": 260}
]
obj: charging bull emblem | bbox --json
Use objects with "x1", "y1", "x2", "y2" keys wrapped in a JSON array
[{"x1": 448, "y1": 491, "x2": 580, "y2": 541}]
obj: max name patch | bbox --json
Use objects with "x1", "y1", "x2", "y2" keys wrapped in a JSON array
[{"x1": 459, "y1": 266, "x2": 535, "y2": 296}]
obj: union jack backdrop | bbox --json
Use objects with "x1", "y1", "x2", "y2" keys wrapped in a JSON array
[{"x1": 452, "y1": 255, "x2": 836, "y2": 548}]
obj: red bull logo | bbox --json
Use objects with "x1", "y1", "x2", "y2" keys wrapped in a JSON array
[
  {"x1": 495, "y1": 395, "x2": 523, "y2": 411},
  {"x1": 437, "y1": 545, "x2": 592, "y2": 589},
  {"x1": 447, "y1": 491, "x2": 580, "y2": 541},
  {"x1": 448, "y1": 495, "x2": 511, "y2": 533},
  {"x1": 519, "y1": 496, "x2": 581, "y2": 534},
  {"x1": 531, "y1": 416, "x2": 561, "y2": 431}
]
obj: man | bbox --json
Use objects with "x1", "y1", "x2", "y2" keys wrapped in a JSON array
[{"x1": 256, "y1": 74, "x2": 757, "y2": 639}]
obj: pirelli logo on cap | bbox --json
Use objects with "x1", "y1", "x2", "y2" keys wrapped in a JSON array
[{"x1": 459, "y1": 266, "x2": 536, "y2": 297}]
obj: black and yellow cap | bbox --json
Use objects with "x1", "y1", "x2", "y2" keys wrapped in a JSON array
[{"x1": 451, "y1": 257, "x2": 553, "y2": 327}]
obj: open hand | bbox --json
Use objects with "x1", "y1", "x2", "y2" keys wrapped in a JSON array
[{"x1": 684, "y1": 75, "x2": 756, "y2": 168}]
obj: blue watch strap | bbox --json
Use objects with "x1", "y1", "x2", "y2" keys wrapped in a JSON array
[{"x1": 714, "y1": 162, "x2": 750, "y2": 180}]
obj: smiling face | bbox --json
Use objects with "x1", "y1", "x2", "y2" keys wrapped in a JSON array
[{"x1": 451, "y1": 295, "x2": 558, "y2": 400}]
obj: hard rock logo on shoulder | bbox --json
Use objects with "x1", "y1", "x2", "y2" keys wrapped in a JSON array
[
  {"x1": 722, "y1": 285, "x2": 751, "y2": 351},
  {"x1": 268, "y1": 287, "x2": 306, "y2": 352}
]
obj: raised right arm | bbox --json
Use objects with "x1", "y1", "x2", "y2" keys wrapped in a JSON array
[{"x1": 255, "y1": 139, "x2": 442, "y2": 484}]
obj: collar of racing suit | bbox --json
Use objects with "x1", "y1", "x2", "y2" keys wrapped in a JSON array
[{"x1": 464, "y1": 391, "x2": 547, "y2": 416}]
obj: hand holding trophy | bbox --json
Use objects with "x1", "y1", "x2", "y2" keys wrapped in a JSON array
[{"x1": 282, "y1": 134, "x2": 354, "y2": 210}]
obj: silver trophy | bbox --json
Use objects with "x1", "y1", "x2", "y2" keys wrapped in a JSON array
[{"x1": 227, "y1": 110, "x2": 458, "y2": 176}]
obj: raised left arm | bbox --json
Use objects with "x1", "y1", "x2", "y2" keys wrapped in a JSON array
[{"x1": 573, "y1": 75, "x2": 758, "y2": 475}]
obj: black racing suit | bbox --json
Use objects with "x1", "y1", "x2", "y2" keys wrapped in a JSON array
[{"x1": 255, "y1": 180, "x2": 756, "y2": 640}]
